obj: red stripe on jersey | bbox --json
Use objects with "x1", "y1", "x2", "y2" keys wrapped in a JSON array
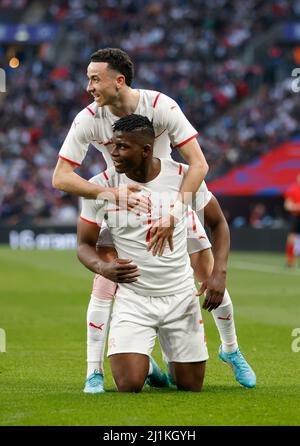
[
  {"x1": 174, "y1": 133, "x2": 199, "y2": 149},
  {"x1": 142, "y1": 218, "x2": 153, "y2": 226},
  {"x1": 103, "y1": 140, "x2": 113, "y2": 146},
  {"x1": 106, "y1": 208, "x2": 122, "y2": 212},
  {"x1": 146, "y1": 226, "x2": 152, "y2": 242},
  {"x1": 86, "y1": 106, "x2": 96, "y2": 116},
  {"x1": 59, "y1": 154, "x2": 81, "y2": 167},
  {"x1": 103, "y1": 171, "x2": 109, "y2": 181},
  {"x1": 80, "y1": 216, "x2": 98, "y2": 225},
  {"x1": 179, "y1": 164, "x2": 183, "y2": 175},
  {"x1": 153, "y1": 93, "x2": 161, "y2": 108},
  {"x1": 191, "y1": 211, "x2": 197, "y2": 232},
  {"x1": 170, "y1": 105, "x2": 177, "y2": 110}
]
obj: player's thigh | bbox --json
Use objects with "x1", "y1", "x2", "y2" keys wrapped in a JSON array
[
  {"x1": 108, "y1": 289, "x2": 157, "y2": 360},
  {"x1": 158, "y1": 288, "x2": 208, "y2": 365},
  {"x1": 171, "y1": 361, "x2": 206, "y2": 392},
  {"x1": 109, "y1": 353, "x2": 149, "y2": 392},
  {"x1": 108, "y1": 291, "x2": 157, "y2": 392},
  {"x1": 189, "y1": 248, "x2": 214, "y2": 282}
]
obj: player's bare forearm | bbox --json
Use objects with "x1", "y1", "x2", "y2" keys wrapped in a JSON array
[
  {"x1": 77, "y1": 242, "x2": 140, "y2": 282},
  {"x1": 177, "y1": 139, "x2": 208, "y2": 204},
  {"x1": 77, "y1": 242, "x2": 104, "y2": 274},
  {"x1": 58, "y1": 171, "x2": 108, "y2": 199},
  {"x1": 77, "y1": 219, "x2": 140, "y2": 282},
  {"x1": 77, "y1": 218, "x2": 103, "y2": 273},
  {"x1": 199, "y1": 196, "x2": 230, "y2": 311},
  {"x1": 209, "y1": 220, "x2": 229, "y2": 278},
  {"x1": 53, "y1": 159, "x2": 112, "y2": 199},
  {"x1": 204, "y1": 196, "x2": 230, "y2": 276},
  {"x1": 53, "y1": 159, "x2": 148, "y2": 210},
  {"x1": 199, "y1": 218, "x2": 229, "y2": 310}
]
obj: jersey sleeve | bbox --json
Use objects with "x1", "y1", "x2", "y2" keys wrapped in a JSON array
[
  {"x1": 195, "y1": 180, "x2": 212, "y2": 210},
  {"x1": 155, "y1": 93, "x2": 199, "y2": 148},
  {"x1": 180, "y1": 164, "x2": 212, "y2": 210},
  {"x1": 80, "y1": 176, "x2": 107, "y2": 225},
  {"x1": 59, "y1": 112, "x2": 94, "y2": 166}
]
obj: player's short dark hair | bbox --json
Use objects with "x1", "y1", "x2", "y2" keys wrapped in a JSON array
[
  {"x1": 90, "y1": 48, "x2": 134, "y2": 86},
  {"x1": 113, "y1": 114, "x2": 155, "y2": 140}
]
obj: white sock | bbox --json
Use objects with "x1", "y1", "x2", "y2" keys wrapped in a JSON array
[
  {"x1": 86, "y1": 295, "x2": 113, "y2": 378},
  {"x1": 211, "y1": 289, "x2": 238, "y2": 353}
]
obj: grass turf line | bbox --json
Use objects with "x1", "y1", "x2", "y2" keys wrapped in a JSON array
[{"x1": 0, "y1": 248, "x2": 299, "y2": 426}]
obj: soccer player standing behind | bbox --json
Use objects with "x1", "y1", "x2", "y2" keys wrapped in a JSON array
[
  {"x1": 53, "y1": 48, "x2": 256, "y2": 393},
  {"x1": 53, "y1": 48, "x2": 208, "y2": 386},
  {"x1": 284, "y1": 174, "x2": 300, "y2": 267}
]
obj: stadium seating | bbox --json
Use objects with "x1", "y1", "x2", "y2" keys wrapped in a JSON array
[{"x1": 0, "y1": 0, "x2": 299, "y2": 224}]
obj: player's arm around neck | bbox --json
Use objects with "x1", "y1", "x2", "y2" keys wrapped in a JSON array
[
  {"x1": 177, "y1": 138, "x2": 208, "y2": 205},
  {"x1": 53, "y1": 158, "x2": 109, "y2": 199},
  {"x1": 53, "y1": 158, "x2": 144, "y2": 204}
]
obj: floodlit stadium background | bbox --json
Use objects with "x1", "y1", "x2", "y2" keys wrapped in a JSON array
[
  {"x1": 1, "y1": 0, "x2": 300, "y2": 249},
  {"x1": 0, "y1": 0, "x2": 300, "y2": 427}
]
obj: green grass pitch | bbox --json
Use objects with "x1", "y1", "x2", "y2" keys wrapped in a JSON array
[{"x1": 0, "y1": 247, "x2": 299, "y2": 426}]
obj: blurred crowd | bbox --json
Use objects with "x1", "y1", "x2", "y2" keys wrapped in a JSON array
[
  {"x1": 0, "y1": 0, "x2": 299, "y2": 225},
  {"x1": 202, "y1": 77, "x2": 300, "y2": 178}
]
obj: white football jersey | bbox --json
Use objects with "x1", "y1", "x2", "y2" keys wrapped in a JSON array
[
  {"x1": 59, "y1": 89, "x2": 198, "y2": 168},
  {"x1": 59, "y1": 88, "x2": 213, "y2": 209},
  {"x1": 80, "y1": 159, "x2": 205, "y2": 296}
]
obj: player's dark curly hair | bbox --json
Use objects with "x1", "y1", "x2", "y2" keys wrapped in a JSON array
[
  {"x1": 113, "y1": 114, "x2": 155, "y2": 139},
  {"x1": 90, "y1": 48, "x2": 134, "y2": 86}
]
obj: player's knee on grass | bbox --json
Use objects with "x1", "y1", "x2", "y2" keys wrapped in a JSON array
[
  {"x1": 190, "y1": 249, "x2": 214, "y2": 283},
  {"x1": 109, "y1": 353, "x2": 149, "y2": 393},
  {"x1": 116, "y1": 379, "x2": 144, "y2": 393},
  {"x1": 172, "y1": 361, "x2": 206, "y2": 392}
]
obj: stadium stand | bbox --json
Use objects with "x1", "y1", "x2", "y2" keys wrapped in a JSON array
[{"x1": 0, "y1": 0, "x2": 300, "y2": 225}]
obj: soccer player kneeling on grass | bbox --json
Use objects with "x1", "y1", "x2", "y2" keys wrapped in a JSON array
[
  {"x1": 77, "y1": 114, "x2": 208, "y2": 392},
  {"x1": 55, "y1": 48, "x2": 255, "y2": 392}
]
